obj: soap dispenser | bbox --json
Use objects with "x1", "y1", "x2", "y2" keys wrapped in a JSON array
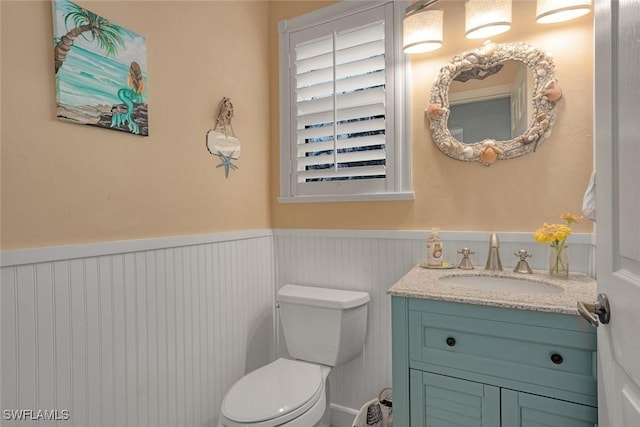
[{"x1": 426, "y1": 228, "x2": 444, "y2": 267}]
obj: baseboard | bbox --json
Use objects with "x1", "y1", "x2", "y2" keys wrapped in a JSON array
[{"x1": 331, "y1": 403, "x2": 358, "y2": 427}]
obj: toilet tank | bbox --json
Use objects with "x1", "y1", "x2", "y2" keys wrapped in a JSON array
[{"x1": 278, "y1": 284, "x2": 369, "y2": 367}]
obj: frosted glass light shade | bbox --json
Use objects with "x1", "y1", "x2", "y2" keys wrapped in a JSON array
[
  {"x1": 536, "y1": 0, "x2": 592, "y2": 24},
  {"x1": 403, "y1": 9, "x2": 444, "y2": 54},
  {"x1": 465, "y1": 0, "x2": 512, "y2": 40}
]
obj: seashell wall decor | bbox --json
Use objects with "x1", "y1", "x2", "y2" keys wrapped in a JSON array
[{"x1": 206, "y1": 97, "x2": 240, "y2": 178}]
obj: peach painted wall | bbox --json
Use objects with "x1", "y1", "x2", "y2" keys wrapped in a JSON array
[
  {"x1": 269, "y1": 0, "x2": 593, "y2": 233},
  {"x1": 1, "y1": 0, "x2": 593, "y2": 250},
  {"x1": 1, "y1": 0, "x2": 271, "y2": 249}
]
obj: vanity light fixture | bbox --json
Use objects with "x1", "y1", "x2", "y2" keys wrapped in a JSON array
[
  {"x1": 465, "y1": 0, "x2": 512, "y2": 40},
  {"x1": 403, "y1": 0, "x2": 444, "y2": 54},
  {"x1": 404, "y1": 0, "x2": 584, "y2": 55},
  {"x1": 536, "y1": 0, "x2": 592, "y2": 24}
]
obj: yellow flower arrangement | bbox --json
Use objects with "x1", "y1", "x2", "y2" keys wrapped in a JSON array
[
  {"x1": 534, "y1": 223, "x2": 571, "y2": 244},
  {"x1": 534, "y1": 213, "x2": 583, "y2": 277}
]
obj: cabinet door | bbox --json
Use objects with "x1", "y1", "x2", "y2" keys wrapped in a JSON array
[
  {"x1": 501, "y1": 389, "x2": 598, "y2": 427},
  {"x1": 410, "y1": 370, "x2": 500, "y2": 427}
]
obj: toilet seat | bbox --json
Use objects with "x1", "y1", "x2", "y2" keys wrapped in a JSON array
[{"x1": 220, "y1": 358, "x2": 326, "y2": 426}]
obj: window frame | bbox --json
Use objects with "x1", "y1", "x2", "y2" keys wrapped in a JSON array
[{"x1": 278, "y1": 0, "x2": 413, "y2": 203}]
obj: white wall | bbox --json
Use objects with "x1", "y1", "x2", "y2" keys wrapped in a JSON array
[
  {"x1": 1, "y1": 228, "x2": 594, "y2": 427},
  {"x1": 1, "y1": 230, "x2": 275, "y2": 427}
]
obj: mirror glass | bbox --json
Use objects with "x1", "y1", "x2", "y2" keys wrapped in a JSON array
[
  {"x1": 427, "y1": 42, "x2": 562, "y2": 166},
  {"x1": 447, "y1": 61, "x2": 533, "y2": 144}
]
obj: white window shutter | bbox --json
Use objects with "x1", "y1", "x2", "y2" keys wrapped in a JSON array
[{"x1": 279, "y1": 1, "x2": 412, "y2": 202}]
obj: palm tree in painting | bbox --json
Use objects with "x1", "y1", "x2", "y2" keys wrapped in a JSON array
[{"x1": 54, "y1": 1, "x2": 124, "y2": 74}]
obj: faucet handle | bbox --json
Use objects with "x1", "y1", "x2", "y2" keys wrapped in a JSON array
[
  {"x1": 513, "y1": 250, "x2": 533, "y2": 274},
  {"x1": 457, "y1": 248, "x2": 475, "y2": 270},
  {"x1": 514, "y1": 249, "x2": 532, "y2": 260}
]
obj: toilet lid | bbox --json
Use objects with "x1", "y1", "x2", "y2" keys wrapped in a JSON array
[{"x1": 221, "y1": 358, "x2": 324, "y2": 424}]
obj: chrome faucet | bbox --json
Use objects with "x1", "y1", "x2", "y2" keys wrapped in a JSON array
[{"x1": 485, "y1": 233, "x2": 503, "y2": 271}]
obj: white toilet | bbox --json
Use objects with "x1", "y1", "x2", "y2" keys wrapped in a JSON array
[{"x1": 218, "y1": 284, "x2": 370, "y2": 427}]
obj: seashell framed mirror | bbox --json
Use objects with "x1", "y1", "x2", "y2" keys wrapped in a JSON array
[{"x1": 426, "y1": 42, "x2": 562, "y2": 166}]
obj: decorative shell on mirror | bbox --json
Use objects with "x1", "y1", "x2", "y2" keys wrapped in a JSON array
[{"x1": 426, "y1": 42, "x2": 562, "y2": 166}]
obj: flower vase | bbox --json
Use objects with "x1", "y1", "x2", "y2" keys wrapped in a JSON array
[{"x1": 549, "y1": 243, "x2": 569, "y2": 278}]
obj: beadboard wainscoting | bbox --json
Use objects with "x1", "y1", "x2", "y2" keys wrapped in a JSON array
[
  {"x1": 273, "y1": 228, "x2": 595, "y2": 423},
  {"x1": 1, "y1": 228, "x2": 595, "y2": 427},
  {"x1": 1, "y1": 230, "x2": 275, "y2": 427}
]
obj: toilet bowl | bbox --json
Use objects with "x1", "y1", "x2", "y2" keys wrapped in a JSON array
[
  {"x1": 217, "y1": 358, "x2": 331, "y2": 427},
  {"x1": 218, "y1": 284, "x2": 369, "y2": 427}
]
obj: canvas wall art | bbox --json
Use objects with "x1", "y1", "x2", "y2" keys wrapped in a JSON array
[{"x1": 53, "y1": 0, "x2": 149, "y2": 136}]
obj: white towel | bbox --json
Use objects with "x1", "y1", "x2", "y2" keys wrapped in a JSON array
[{"x1": 352, "y1": 398, "x2": 392, "y2": 427}]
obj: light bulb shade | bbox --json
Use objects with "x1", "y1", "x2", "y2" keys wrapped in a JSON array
[
  {"x1": 465, "y1": 0, "x2": 512, "y2": 40},
  {"x1": 536, "y1": 0, "x2": 592, "y2": 24},
  {"x1": 403, "y1": 9, "x2": 444, "y2": 54}
]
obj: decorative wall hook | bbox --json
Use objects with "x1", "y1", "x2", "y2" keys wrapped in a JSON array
[{"x1": 206, "y1": 97, "x2": 240, "y2": 178}]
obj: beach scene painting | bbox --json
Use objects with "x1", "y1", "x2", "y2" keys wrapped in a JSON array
[{"x1": 53, "y1": 0, "x2": 148, "y2": 136}]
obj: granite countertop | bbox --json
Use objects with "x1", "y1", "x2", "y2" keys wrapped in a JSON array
[{"x1": 387, "y1": 264, "x2": 597, "y2": 315}]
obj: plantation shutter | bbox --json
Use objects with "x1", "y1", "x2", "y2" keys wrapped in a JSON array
[{"x1": 289, "y1": 5, "x2": 393, "y2": 196}]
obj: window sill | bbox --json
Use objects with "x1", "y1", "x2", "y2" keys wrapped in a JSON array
[{"x1": 277, "y1": 191, "x2": 415, "y2": 204}]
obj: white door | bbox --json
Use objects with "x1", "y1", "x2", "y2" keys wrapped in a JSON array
[{"x1": 592, "y1": 1, "x2": 640, "y2": 426}]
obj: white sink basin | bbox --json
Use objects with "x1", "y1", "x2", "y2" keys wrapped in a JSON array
[{"x1": 440, "y1": 275, "x2": 562, "y2": 294}]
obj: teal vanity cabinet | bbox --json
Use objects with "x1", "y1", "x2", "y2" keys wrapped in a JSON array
[{"x1": 392, "y1": 297, "x2": 598, "y2": 426}]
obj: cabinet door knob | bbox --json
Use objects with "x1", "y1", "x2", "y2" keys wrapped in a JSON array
[
  {"x1": 446, "y1": 337, "x2": 456, "y2": 347},
  {"x1": 550, "y1": 353, "x2": 564, "y2": 364}
]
